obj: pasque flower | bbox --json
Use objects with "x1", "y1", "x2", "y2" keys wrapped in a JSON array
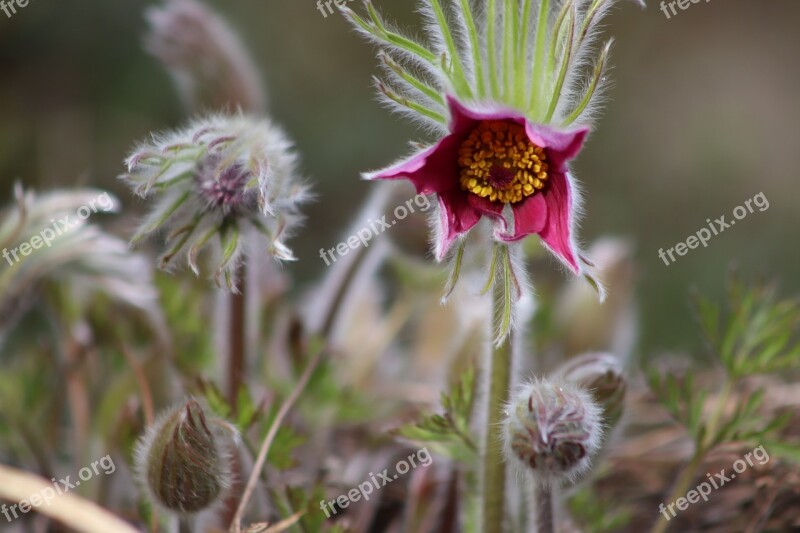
[
  {"x1": 120, "y1": 114, "x2": 309, "y2": 290},
  {"x1": 504, "y1": 379, "x2": 603, "y2": 484},
  {"x1": 134, "y1": 399, "x2": 238, "y2": 515},
  {"x1": 367, "y1": 98, "x2": 587, "y2": 270},
  {"x1": 346, "y1": 0, "x2": 642, "y2": 278}
]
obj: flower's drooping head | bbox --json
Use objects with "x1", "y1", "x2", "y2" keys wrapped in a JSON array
[
  {"x1": 347, "y1": 0, "x2": 641, "y2": 290},
  {"x1": 366, "y1": 98, "x2": 588, "y2": 272},
  {"x1": 504, "y1": 379, "x2": 603, "y2": 485},
  {"x1": 134, "y1": 399, "x2": 238, "y2": 515},
  {"x1": 120, "y1": 115, "x2": 309, "y2": 290}
]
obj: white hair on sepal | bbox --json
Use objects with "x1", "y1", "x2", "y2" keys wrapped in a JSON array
[
  {"x1": 563, "y1": 41, "x2": 614, "y2": 126},
  {"x1": 380, "y1": 47, "x2": 449, "y2": 92},
  {"x1": 377, "y1": 58, "x2": 448, "y2": 116},
  {"x1": 343, "y1": 4, "x2": 445, "y2": 84},
  {"x1": 538, "y1": 2, "x2": 578, "y2": 119},
  {"x1": 416, "y1": 2, "x2": 449, "y2": 60},
  {"x1": 556, "y1": 1, "x2": 609, "y2": 84},
  {"x1": 487, "y1": 241, "x2": 531, "y2": 346},
  {"x1": 569, "y1": 0, "x2": 636, "y2": 85},
  {"x1": 448, "y1": 1, "x2": 476, "y2": 80},
  {"x1": 504, "y1": 242, "x2": 534, "y2": 342},
  {"x1": 372, "y1": 78, "x2": 450, "y2": 137},
  {"x1": 428, "y1": 193, "x2": 450, "y2": 262},
  {"x1": 563, "y1": 169, "x2": 588, "y2": 276},
  {"x1": 545, "y1": 169, "x2": 605, "y2": 304},
  {"x1": 508, "y1": 241, "x2": 536, "y2": 369},
  {"x1": 518, "y1": 0, "x2": 547, "y2": 98}
]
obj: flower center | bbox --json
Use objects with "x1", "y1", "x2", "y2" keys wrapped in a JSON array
[
  {"x1": 457, "y1": 120, "x2": 549, "y2": 204},
  {"x1": 195, "y1": 155, "x2": 256, "y2": 213}
]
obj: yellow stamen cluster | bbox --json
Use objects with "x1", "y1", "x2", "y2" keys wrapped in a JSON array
[{"x1": 457, "y1": 121, "x2": 549, "y2": 204}]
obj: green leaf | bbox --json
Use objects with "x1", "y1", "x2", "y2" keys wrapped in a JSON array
[{"x1": 393, "y1": 364, "x2": 478, "y2": 463}]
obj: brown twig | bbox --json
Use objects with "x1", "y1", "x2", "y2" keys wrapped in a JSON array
[
  {"x1": 120, "y1": 345, "x2": 155, "y2": 426},
  {"x1": 229, "y1": 344, "x2": 325, "y2": 533}
]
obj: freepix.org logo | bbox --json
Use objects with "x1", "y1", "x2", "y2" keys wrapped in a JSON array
[
  {"x1": 2, "y1": 192, "x2": 116, "y2": 267},
  {"x1": 1, "y1": 455, "x2": 116, "y2": 523},
  {"x1": 1, "y1": 0, "x2": 35, "y2": 19}
]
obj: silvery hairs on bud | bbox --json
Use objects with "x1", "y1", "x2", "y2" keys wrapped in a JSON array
[
  {"x1": 145, "y1": 0, "x2": 265, "y2": 113},
  {"x1": 504, "y1": 379, "x2": 603, "y2": 486},
  {"x1": 120, "y1": 114, "x2": 311, "y2": 291},
  {"x1": 134, "y1": 398, "x2": 239, "y2": 516}
]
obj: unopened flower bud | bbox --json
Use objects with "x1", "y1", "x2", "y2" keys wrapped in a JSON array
[
  {"x1": 135, "y1": 399, "x2": 236, "y2": 515},
  {"x1": 144, "y1": 0, "x2": 265, "y2": 113},
  {"x1": 504, "y1": 380, "x2": 602, "y2": 485},
  {"x1": 559, "y1": 352, "x2": 626, "y2": 429},
  {"x1": 120, "y1": 114, "x2": 310, "y2": 290}
]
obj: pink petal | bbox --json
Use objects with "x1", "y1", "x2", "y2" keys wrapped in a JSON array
[
  {"x1": 524, "y1": 124, "x2": 589, "y2": 172},
  {"x1": 446, "y1": 96, "x2": 589, "y2": 171},
  {"x1": 435, "y1": 190, "x2": 480, "y2": 260},
  {"x1": 467, "y1": 194, "x2": 507, "y2": 232},
  {"x1": 446, "y1": 95, "x2": 524, "y2": 134},
  {"x1": 363, "y1": 135, "x2": 463, "y2": 195},
  {"x1": 538, "y1": 172, "x2": 581, "y2": 274},
  {"x1": 498, "y1": 193, "x2": 548, "y2": 242}
]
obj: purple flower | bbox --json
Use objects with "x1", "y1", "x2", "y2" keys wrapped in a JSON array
[{"x1": 366, "y1": 97, "x2": 588, "y2": 273}]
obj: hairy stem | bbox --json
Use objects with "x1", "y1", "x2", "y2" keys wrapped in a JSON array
[
  {"x1": 221, "y1": 265, "x2": 247, "y2": 530},
  {"x1": 482, "y1": 277, "x2": 513, "y2": 531},
  {"x1": 178, "y1": 517, "x2": 193, "y2": 533},
  {"x1": 535, "y1": 483, "x2": 554, "y2": 533},
  {"x1": 228, "y1": 263, "x2": 246, "y2": 413}
]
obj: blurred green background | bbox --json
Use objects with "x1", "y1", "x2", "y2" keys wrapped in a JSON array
[{"x1": 1, "y1": 0, "x2": 798, "y2": 357}]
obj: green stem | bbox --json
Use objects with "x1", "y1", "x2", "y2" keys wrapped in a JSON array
[
  {"x1": 482, "y1": 275, "x2": 513, "y2": 531},
  {"x1": 703, "y1": 379, "x2": 733, "y2": 449}
]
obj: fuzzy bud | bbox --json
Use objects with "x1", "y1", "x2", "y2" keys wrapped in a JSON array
[
  {"x1": 119, "y1": 114, "x2": 310, "y2": 290},
  {"x1": 144, "y1": 0, "x2": 265, "y2": 113},
  {"x1": 558, "y1": 352, "x2": 626, "y2": 429},
  {"x1": 504, "y1": 380, "x2": 602, "y2": 485},
  {"x1": 134, "y1": 399, "x2": 236, "y2": 515}
]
